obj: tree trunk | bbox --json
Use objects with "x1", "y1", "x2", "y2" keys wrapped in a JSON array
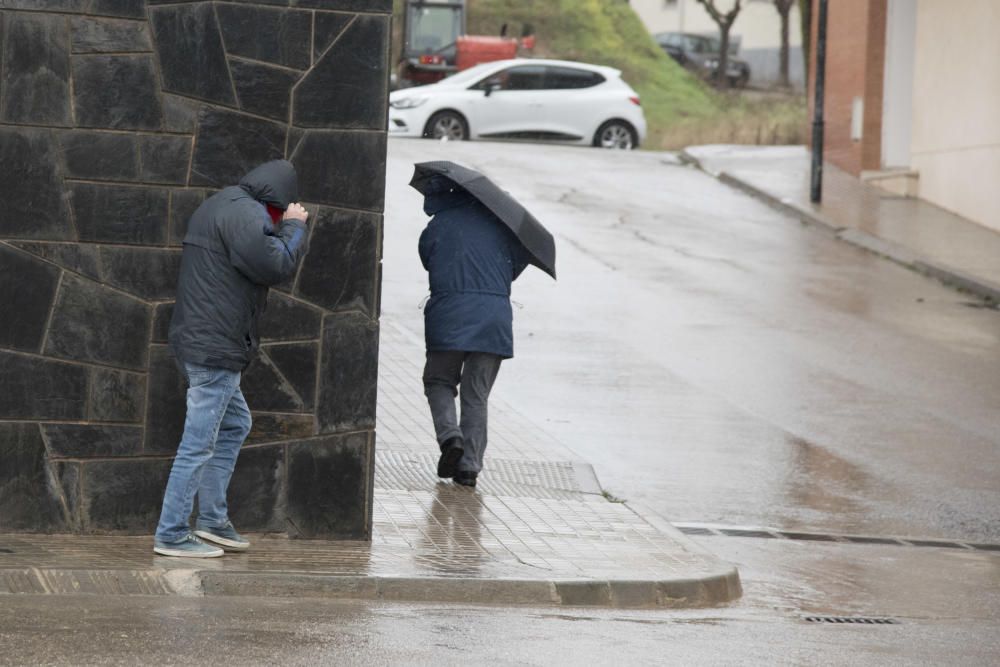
[
  {"x1": 779, "y1": 5, "x2": 791, "y2": 87},
  {"x1": 718, "y1": 26, "x2": 731, "y2": 90}
]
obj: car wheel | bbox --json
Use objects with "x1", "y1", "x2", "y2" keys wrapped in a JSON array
[
  {"x1": 593, "y1": 120, "x2": 637, "y2": 150},
  {"x1": 423, "y1": 111, "x2": 469, "y2": 141},
  {"x1": 733, "y1": 71, "x2": 750, "y2": 88}
]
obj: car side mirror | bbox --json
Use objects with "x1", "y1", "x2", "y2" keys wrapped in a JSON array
[{"x1": 484, "y1": 81, "x2": 502, "y2": 97}]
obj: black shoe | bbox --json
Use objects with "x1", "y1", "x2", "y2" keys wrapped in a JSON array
[
  {"x1": 437, "y1": 437, "x2": 464, "y2": 478},
  {"x1": 454, "y1": 471, "x2": 477, "y2": 488}
]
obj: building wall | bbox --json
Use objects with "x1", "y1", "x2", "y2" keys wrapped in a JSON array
[
  {"x1": 909, "y1": 0, "x2": 1000, "y2": 231},
  {"x1": 0, "y1": 0, "x2": 391, "y2": 538},
  {"x1": 808, "y1": 0, "x2": 887, "y2": 175}
]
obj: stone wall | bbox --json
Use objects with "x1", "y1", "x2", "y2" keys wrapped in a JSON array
[{"x1": 0, "y1": 0, "x2": 390, "y2": 539}]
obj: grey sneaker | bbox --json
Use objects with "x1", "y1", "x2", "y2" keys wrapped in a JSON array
[
  {"x1": 195, "y1": 521, "x2": 250, "y2": 552},
  {"x1": 153, "y1": 533, "x2": 224, "y2": 558}
]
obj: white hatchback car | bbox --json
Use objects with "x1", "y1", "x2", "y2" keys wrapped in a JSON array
[{"x1": 389, "y1": 58, "x2": 648, "y2": 149}]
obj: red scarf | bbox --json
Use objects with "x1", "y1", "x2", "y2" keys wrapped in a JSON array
[{"x1": 266, "y1": 204, "x2": 283, "y2": 227}]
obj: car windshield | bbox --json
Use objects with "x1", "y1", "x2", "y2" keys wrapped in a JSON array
[
  {"x1": 406, "y1": 5, "x2": 462, "y2": 54},
  {"x1": 442, "y1": 62, "x2": 507, "y2": 86}
]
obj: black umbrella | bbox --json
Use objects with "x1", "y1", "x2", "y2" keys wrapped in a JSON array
[{"x1": 410, "y1": 161, "x2": 556, "y2": 279}]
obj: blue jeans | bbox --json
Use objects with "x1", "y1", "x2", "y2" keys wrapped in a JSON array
[{"x1": 154, "y1": 362, "x2": 252, "y2": 543}]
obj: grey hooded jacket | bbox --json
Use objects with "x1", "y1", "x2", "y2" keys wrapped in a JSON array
[{"x1": 169, "y1": 160, "x2": 308, "y2": 371}]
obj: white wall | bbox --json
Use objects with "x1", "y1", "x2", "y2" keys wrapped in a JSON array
[{"x1": 910, "y1": 0, "x2": 1000, "y2": 231}]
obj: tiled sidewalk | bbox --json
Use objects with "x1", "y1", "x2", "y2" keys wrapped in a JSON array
[
  {"x1": 0, "y1": 316, "x2": 741, "y2": 608},
  {"x1": 682, "y1": 145, "x2": 1000, "y2": 302}
]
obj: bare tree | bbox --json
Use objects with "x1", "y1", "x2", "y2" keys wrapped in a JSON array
[
  {"x1": 774, "y1": 0, "x2": 795, "y2": 87},
  {"x1": 694, "y1": 0, "x2": 743, "y2": 90}
]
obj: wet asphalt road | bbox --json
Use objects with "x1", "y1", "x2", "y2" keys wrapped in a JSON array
[{"x1": 3, "y1": 139, "x2": 998, "y2": 664}]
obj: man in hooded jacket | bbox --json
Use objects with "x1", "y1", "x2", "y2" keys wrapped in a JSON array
[
  {"x1": 419, "y1": 176, "x2": 530, "y2": 488},
  {"x1": 154, "y1": 160, "x2": 309, "y2": 558}
]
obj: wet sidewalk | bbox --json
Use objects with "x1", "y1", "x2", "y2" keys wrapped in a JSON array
[
  {"x1": 682, "y1": 145, "x2": 1000, "y2": 302},
  {"x1": 0, "y1": 319, "x2": 740, "y2": 608}
]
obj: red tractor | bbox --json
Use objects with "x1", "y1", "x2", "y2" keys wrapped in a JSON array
[{"x1": 396, "y1": 0, "x2": 535, "y2": 89}]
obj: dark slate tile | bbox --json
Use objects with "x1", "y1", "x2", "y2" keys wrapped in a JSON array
[
  {"x1": 150, "y1": 3, "x2": 236, "y2": 106},
  {"x1": 317, "y1": 312, "x2": 378, "y2": 433},
  {"x1": 71, "y1": 16, "x2": 152, "y2": 53},
  {"x1": 0, "y1": 244, "x2": 61, "y2": 352},
  {"x1": 246, "y1": 413, "x2": 314, "y2": 445},
  {"x1": 293, "y1": 15, "x2": 388, "y2": 130},
  {"x1": 0, "y1": 351, "x2": 88, "y2": 420},
  {"x1": 1, "y1": 0, "x2": 88, "y2": 11},
  {"x1": 99, "y1": 246, "x2": 182, "y2": 301},
  {"x1": 44, "y1": 273, "x2": 151, "y2": 370},
  {"x1": 285, "y1": 433, "x2": 372, "y2": 539},
  {"x1": 144, "y1": 345, "x2": 187, "y2": 455},
  {"x1": 89, "y1": 0, "x2": 147, "y2": 19},
  {"x1": 216, "y1": 4, "x2": 311, "y2": 70},
  {"x1": 72, "y1": 55, "x2": 163, "y2": 130},
  {"x1": 139, "y1": 135, "x2": 192, "y2": 185},
  {"x1": 71, "y1": 183, "x2": 168, "y2": 245},
  {"x1": 0, "y1": 423, "x2": 68, "y2": 531},
  {"x1": 54, "y1": 461, "x2": 82, "y2": 531},
  {"x1": 89, "y1": 367, "x2": 146, "y2": 422},
  {"x1": 79, "y1": 458, "x2": 172, "y2": 532},
  {"x1": 298, "y1": 0, "x2": 391, "y2": 11},
  {"x1": 42, "y1": 424, "x2": 144, "y2": 458},
  {"x1": 263, "y1": 342, "x2": 318, "y2": 410},
  {"x1": 312, "y1": 11, "x2": 353, "y2": 62},
  {"x1": 227, "y1": 444, "x2": 284, "y2": 531},
  {"x1": 0, "y1": 128, "x2": 73, "y2": 240},
  {"x1": 286, "y1": 126, "x2": 305, "y2": 159},
  {"x1": 162, "y1": 94, "x2": 199, "y2": 133},
  {"x1": 190, "y1": 108, "x2": 287, "y2": 188},
  {"x1": 59, "y1": 130, "x2": 140, "y2": 181},
  {"x1": 292, "y1": 131, "x2": 386, "y2": 211},
  {"x1": 259, "y1": 290, "x2": 322, "y2": 341},
  {"x1": 240, "y1": 354, "x2": 306, "y2": 413},
  {"x1": 151, "y1": 301, "x2": 174, "y2": 343},
  {"x1": 8, "y1": 241, "x2": 102, "y2": 281},
  {"x1": 1, "y1": 12, "x2": 72, "y2": 126},
  {"x1": 169, "y1": 189, "x2": 208, "y2": 245},
  {"x1": 295, "y1": 207, "x2": 379, "y2": 314},
  {"x1": 230, "y1": 58, "x2": 299, "y2": 121}
]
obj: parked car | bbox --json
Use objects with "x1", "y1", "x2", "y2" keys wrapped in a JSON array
[
  {"x1": 655, "y1": 32, "x2": 751, "y2": 88},
  {"x1": 388, "y1": 58, "x2": 647, "y2": 149}
]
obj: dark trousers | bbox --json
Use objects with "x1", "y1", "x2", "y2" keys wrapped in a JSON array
[{"x1": 422, "y1": 351, "x2": 503, "y2": 474}]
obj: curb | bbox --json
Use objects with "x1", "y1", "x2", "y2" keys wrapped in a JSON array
[
  {"x1": 680, "y1": 149, "x2": 1000, "y2": 304},
  {"x1": 0, "y1": 566, "x2": 742, "y2": 609}
]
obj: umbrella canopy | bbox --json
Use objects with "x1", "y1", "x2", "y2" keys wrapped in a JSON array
[{"x1": 410, "y1": 161, "x2": 556, "y2": 279}]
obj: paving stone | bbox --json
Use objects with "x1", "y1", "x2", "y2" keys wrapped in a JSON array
[
  {"x1": 71, "y1": 183, "x2": 169, "y2": 246},
  {"x1": 88, "y1": 367, "x2": 146, "y2": 423},
  {"x1": 149, "y1": 2, "x2": 236, "y2": 106},
  {"x1": 0, "y1": 245, "x2": 61, "y2": 352},
  {"x1": 59, "y1": 130, "x2": 140, "y2": 181},
  {"x1": 312, "y1": 11, "x2": 353, "y2": 62},
  {"x1": 190, "y1": 108, "x2": 287, "y2": 188},
  {"x1": 42, "y1": 424, "x2": 144, "y2": 458},
  {"x1": 293, "y1": 15, "x2": 388, "y2": 130},
  {"x1": 317, "y1": 312, "x2": 379, "y2": 433},
  {"x1": 0, "y1": 128, "x2": 73, "y2": 240},
  {"x1": 139, "y1": 135, "x2": 192, "y2": 185},
  {"x1": 7, "y1": 241, "x2": 102, "y2": 281},
  {"x1": 246, "y1": 413, "x2": 315, "y2": 445},
  {"x1": 98, "y1": 247, "x2": 181, "y2": 301},
  {"x1": 259, "y1": 291, "x2": 322, "y2": 341},
  {"x1": 71, "y1": 16, "x2": 152, "y2": 53},
  {"x1": 0, "y1": 423, "x2": 68, "y2": 531},
  {"x1": 295, "y1": 207, "x2": 379, "y2": 315},
  {"x1": 216, "y1": 4, "x2": 311, "y2": 70},
  {"x1": 72, "y1": 55, "x2": 163, "y2": 130},
  {"x1": 292, "y1": 131, "x2": 387, "y2": 211},
  {"x1": 44, "y1": 273, "x2": 151, "y2": 370},
  {"x1": 241, "y1": 354, "x2": 306, "y2": 413},
  {"x1": 143, "y1": 345, "x2": 187, "y2": 455},
  {"x1": 169, "y1": 189, "x2": 208, "y2": 245},
  {"x1": 263, "y1": 342, "x2": 318, "y2": 410},
  {"x1": 0, "y1": 352, "x2": 88, "y2": 420},
  {"x1": 227, "y1": 444, "x2": 285, "y2": 531},
  {"x1": 1, "y1": 12, "x2": 72, "y2": 126},
  {"x1": 285, "y1": 432, "x2": 372, "y2": 539},
  {"x1": 229, "y1": 58, "x2": 299, "y2": 121},
  {"x1": 79, "y1": 458, "x2": 172, "y2": 532}
]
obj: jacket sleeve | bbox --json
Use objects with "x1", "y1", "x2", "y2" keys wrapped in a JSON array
[
  {"x1": 226, "y1": 215, "x2": 309, "y2": 287},
  {"x1": 418, "y1": 224, "x2": 433, "y2": 271}
]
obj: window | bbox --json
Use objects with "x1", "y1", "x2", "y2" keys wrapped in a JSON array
[
  {"x1": 545, "y1": 66, "x2": 605, "y2": 90},
  {"x1": 406, "y1": 6, "x2": 462, "y2": 55},
  {"x1": 474, "y1": 65, "x2": 546, "y2": 91}
]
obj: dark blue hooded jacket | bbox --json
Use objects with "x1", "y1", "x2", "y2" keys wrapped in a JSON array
[{"x1": 418, "y1": 181, "x2": 529, "y2": 359}]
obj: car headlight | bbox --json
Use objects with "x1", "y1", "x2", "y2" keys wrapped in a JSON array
[
  {"x1": 390, "y1": 97, "x2": 428, "y2": 110},
  {"x1": 704, "y1": 60, "x2": 718, "y2": 69}
]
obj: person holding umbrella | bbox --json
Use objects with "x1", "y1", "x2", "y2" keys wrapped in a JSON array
[{"x1": 411, "y1": 161, "x2": 556, "y2": 488}]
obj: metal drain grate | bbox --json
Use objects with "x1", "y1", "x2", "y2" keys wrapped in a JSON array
[
  {"x1": 675, "y1": 524, "x2": 999, "y2": 551},
  {"x1": 805, "y1": 616, "x2": 898, "y2": 625},
  {"x1": 0, "y1": 548, "x2": 12, "y2": 554}
]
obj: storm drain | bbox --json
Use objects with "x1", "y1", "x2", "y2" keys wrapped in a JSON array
[
  {"x1": 675, "y1": 524, "x2": 999, "y2": 552},
  {"x1": 805, "y1": 616, "x2": 898, "y2": 625}
]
